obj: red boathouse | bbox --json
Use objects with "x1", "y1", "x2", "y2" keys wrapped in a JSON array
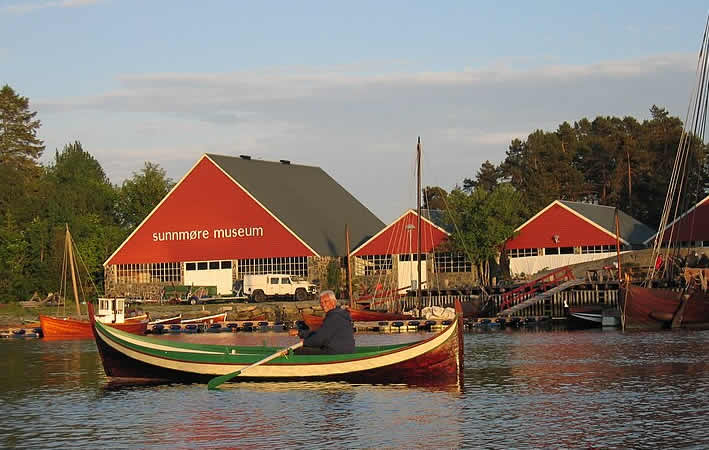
[
  {"x1": 104, "y1": 154, "x2": 384, "y2": 297},
  {"x1": 351, "y1": 209, "x2": 475, "y2": 292},
  {"x1": 505, "y1": 200, "x2": 655, "y2": 276}
]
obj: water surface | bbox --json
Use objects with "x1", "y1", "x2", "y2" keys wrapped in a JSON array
[{"x1": 1, "y1": 328, "x2": 707, "y2": 448}]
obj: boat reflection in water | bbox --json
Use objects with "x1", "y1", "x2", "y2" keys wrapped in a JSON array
[{"x1": 99, "y1": 380, "x2": 464, "y2": 448}]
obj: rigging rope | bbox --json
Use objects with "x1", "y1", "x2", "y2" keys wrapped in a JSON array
[{"x1": 648, "y1": 15, "x2": 709, "y2": 283}]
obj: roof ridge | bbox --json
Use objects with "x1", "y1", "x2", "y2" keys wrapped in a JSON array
[
  {"x1": 561, "y1": 200, "x2": 615, "y2": 209},
  {"x1": 205, "y1": 153, "x2": 319, "y2": 169}
]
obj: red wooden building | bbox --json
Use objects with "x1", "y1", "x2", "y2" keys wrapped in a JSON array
[
  {"x1": 646, "y1": 194, "x2": 709, "y2": 247},
  {"x1": 505, "y1": 200, "x2": 654, "y2": 276},
  {"x1": 351, "y1": 209, "x2": 470, "y2": 291},
  {"x1": 104, "y1": 154, "x2": 384, "y2": 297}
]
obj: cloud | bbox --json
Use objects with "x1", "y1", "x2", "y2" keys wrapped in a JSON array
[
  {"x1": 35, "y1": 53, "x2": 697, "y2": 222},
  {"x1": 1, "y1": 0, "x2": 101, "y2": 14}
]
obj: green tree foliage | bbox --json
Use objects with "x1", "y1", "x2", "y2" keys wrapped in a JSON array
[
  {"x1": 0, "y1": 84, "x2": 44, "y2": 169},
  {"x1": 0, "y1": 85, "x2": 45, "y2": 225},
  {"x1": 422, "y1": 186, "x2": 448, "y2": 210},
  {"x1": 463, "y1": 160, "x2": 500, "y2": 193},
  {"x1": 117, "y1": 162, "x2": 175, "y2": 228},
  {"x1": 494, "y1": 106, "x2": 708, "y2": 227},
  {"x1": 445, "y1": 184, "x2": 525, "y2": 285}
]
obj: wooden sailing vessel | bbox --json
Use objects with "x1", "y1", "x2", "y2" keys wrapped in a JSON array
[
  {"x1": 90, "y1": 301, "x2": 463, "y2": 386},
  {"x1": 39, "y1": 226, "x2": 148, "y2": 338},
  {"x1": 618, "y1": 17, "x2": 709, "y2": 331}
]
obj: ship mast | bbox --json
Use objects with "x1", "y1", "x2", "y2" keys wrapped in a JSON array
[
  {"x1": 66, "y1": 225, "x2": 81, "y2": 317},
  {"x1": 416, "y1": 137, "x2": 422, "y2": 309}
]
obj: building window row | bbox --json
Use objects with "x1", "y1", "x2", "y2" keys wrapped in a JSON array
[
  {"x1": 185, "y1": 261, "x2": 232, "y2": 271},
  {"x1": 238, "y1": 257, "x2": 308, "y2": 278},
  {"x1": 508, "y1": 248, "x2": 540, "y2": 258},
  {"x1": 581, "y1": 245, "x2": 617, "y2": 254},
  {"x1": 544, "y1": 247, "x2": 575, "y2": 255},
  {"x1": 434, "y1": 252, "x2": 472, "y2": 272},
  {"x1": 113, "y1": 262, "x2": 182, "y2": 284}
]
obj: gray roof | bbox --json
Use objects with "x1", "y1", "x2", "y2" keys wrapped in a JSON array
[
  {"x1": 559, "y1": 200, "x2": 655, "y2": 246},
  {"x1": 207, "y1": 154, "x2": 385, "y2": 256}
]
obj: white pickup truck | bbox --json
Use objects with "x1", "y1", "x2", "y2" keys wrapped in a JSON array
[{"x1": 242, "y1": 274, "x2": 317, "y2": 302}]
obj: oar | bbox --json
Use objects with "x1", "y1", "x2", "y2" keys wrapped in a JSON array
[{"x1": 207, "y1": 341, "x2": 304, "y2": 390}]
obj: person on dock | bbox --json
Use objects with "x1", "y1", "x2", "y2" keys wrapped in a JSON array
[{"x1": 290, "y1": 290, "x2": 355, "y2": 354}]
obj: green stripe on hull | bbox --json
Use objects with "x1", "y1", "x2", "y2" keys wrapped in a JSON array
[{"x1": 96, "y1": 320, "x2": 412, "y2": 365}]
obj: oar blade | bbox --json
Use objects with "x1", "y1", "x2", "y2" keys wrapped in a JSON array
[{"x1": 207, "y1": 370, "x2": 241, "y2": 390}]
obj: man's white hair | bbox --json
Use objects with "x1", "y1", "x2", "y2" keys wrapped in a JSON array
[{"x1": 319, "y1": 290, "x2": 337, "y2": 303}]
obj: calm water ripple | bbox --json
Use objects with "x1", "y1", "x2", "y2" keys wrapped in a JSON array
[{"x1": 1, "y1": 328, "x2": 708, "y2": 448}]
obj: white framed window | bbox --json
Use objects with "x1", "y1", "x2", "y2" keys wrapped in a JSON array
[
  {"x1": 433, "y1": 252, "x2": 472, "y2": 273},
  {"x1": 238, "y1": 257, "x2": 308, "y2": 278},
  {"x1": 581, "y1": 245, "x2": 617, "y2": 254},
  {"x1": 113, "y1": 262, "x2": 182, "y2": 284},
  {"x1": 507, "y1": 248, "x2": 539, "y2": 258}
]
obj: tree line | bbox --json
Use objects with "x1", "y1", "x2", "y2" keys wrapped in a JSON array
[
  {"x1": 1, "y1": 85, "x2": 174, "y2": 302},
  {"x1": 2, "y1": 83, "x2": 707, "y2": 300},
  {"x1": 424, "y1": 105, "x2": 709, "y2": 283}
]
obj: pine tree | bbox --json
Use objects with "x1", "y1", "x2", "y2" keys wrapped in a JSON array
[{"x1": 0, "y1": 84, "x2": 44, "y2": 169}]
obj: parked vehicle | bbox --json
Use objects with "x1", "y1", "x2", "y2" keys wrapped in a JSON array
[{"x1": 243, "y1": 274, "x2": 316, "y2": 302}]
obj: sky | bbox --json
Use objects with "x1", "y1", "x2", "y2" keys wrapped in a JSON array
[{"x1": 2, "y1": 1, "x2": 708, "y2": 223}]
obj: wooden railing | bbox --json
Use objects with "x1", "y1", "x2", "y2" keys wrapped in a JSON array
[{"x1": 497, "y1": 266, "x2": 575, "y2": 313}]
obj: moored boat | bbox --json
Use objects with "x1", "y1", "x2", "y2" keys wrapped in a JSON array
[
  {"x1": 566, "y1": 305, "x2": 603, "y2": 329},
  {"x1": 619, "y1": 283, "x2": 709, "y2": 331},
  {"x1": 148, "y1": 314, "x2": 182, "y2": 325},
  {"x1": 40, "y1": 314, "x2": 148, "y2": 338},
  {"x1": 181, "y1": 312, "x2": 228, "y2": 325},
  {"x1": 40, "y1": 297, "x2": 148, "y2": 338},
  {"x1": 39, "y1": 226, "x2": 148, "y2": 338},
  {"x1": 90, "y1": 302, "x2": 463, "y2": 386},
  {"x1": 617, "y1": 18, "x2": 709, "y2": 331},
  {"x1": 302, "y1": 309, "x2": 412, "y2": 330}
]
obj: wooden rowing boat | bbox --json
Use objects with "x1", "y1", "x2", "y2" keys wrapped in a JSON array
[
  {"x1": 125, "y1": 314, "x2": 149, "y2": 322},
  {"x1": 148, "y1": 314, "x2": 182, "y2": 325},
  {"x1": 181, "y1": 312, "x2": 228, "y2": 324},
  {"x1": 89, "y1": 302, "x2": 463, "y2": 386}
]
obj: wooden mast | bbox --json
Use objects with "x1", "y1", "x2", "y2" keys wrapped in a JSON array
[
  {"x1": 416, "y1": 137, "x2": 422, "y2": 309},
  {"x1": 345, "y1": 224, "x2": 353, "y2": 308},
  {"x1": 66, "y1": 225, "x2": 81, "y2": 317},
  {"x1": 614, "y1": 208, "x2": 622, "y2": 280}
]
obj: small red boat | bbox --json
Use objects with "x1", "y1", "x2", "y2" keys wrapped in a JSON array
[
  {"x1": 40, "y1": 315, "x2": 148, "y2": 338},
  {"x1": 39, "y1": 227, "x2": 148, "y2": 339}
]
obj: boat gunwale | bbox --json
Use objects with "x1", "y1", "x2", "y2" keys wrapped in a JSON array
[{"x1": 94, "y1": 316, "x2": 458, "y2": 368}]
